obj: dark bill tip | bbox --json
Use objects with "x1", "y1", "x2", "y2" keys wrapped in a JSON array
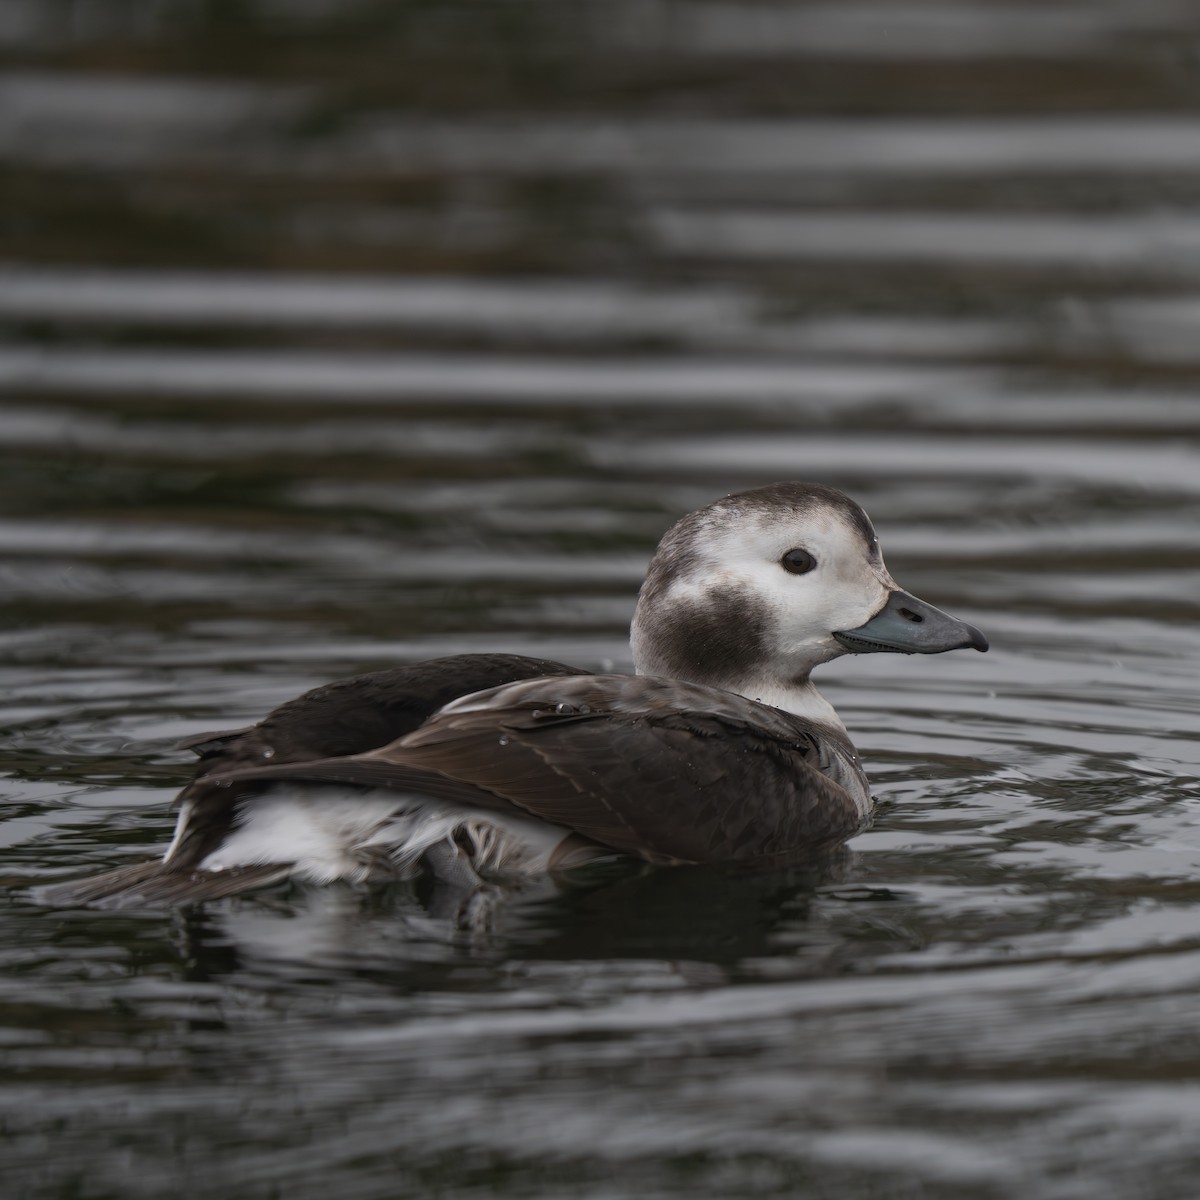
[{"x1": 834, "y1": 589, "x2": 989, "y2": 656}]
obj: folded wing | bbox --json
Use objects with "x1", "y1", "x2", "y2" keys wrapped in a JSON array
[{"x1": 189, "y1": 675, "x2": 868, "y2": 870}]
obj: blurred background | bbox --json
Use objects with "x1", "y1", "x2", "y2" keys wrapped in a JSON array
[{"x1": 4, "y1": 3, "x2": 1200, "y2": 1199}]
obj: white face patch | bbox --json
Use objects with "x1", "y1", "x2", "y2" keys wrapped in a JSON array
[
  {"x1": 722, "y1": 511, "x2": 889, "y2": 653},
  {"x1": 631, "y1": 491, "x2": 898, "y2": 701}
]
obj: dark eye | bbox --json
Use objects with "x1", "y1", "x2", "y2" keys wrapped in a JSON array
[{"x1": 781, "y1": 548, "x2": 817, "y2": 575}]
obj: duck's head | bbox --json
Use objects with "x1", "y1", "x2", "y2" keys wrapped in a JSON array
[{"x1": 631, "y1": 482, "x2": 987, "y2": 704}]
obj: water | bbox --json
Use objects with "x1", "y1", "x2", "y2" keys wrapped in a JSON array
[{"x1": 3, "y1": 3, "x2": 1200, "y2": 1197}]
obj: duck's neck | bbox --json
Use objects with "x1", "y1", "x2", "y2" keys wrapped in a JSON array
[
  {"x1": 633, "y1": 656, "x2": 847, "y2": 734},
  {"x1": 629, "y1": 587, "x2": 846, "y2": 730},
  {"x1": 724, "y1": 675, "x2": 847, "y2": 732}
]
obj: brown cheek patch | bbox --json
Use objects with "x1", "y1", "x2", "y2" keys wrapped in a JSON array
[{"x1": 643, "y1": 583, "x2": 770, "y2": 685}]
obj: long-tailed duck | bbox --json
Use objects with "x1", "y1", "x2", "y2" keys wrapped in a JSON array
[{"x1": 49, "y1": 482, "x2": 986, "y2": 906}]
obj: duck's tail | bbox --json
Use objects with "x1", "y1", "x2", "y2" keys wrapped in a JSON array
[{"x1": 35, "y1": 860, "x2": 292, "y2": 908}]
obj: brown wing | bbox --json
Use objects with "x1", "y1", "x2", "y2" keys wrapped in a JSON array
[
  {"x1": 165, "y1": 654, "x2": 589, "y2": 868},
  {"x1": 180, "y1": 653, "x2": 589, "y2": 771},
  {"x1": 194, "y1": 675, "x2": 869, "y2": 870}
]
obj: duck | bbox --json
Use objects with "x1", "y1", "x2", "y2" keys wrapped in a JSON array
[{"x1": 47, "y1": 482, "x2": 987, "y2": 907}]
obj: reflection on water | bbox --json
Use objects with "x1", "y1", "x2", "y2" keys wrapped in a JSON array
[{"x1": 4, "y1": 2, "x2": 1200, "y2": 1198}]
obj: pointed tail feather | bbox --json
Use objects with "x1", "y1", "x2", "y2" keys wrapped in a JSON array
[
  {"x1": 195, "y1": 755, "x2": 502, "y2": 811},
  {"x1": 35, "y1": 861, "x2": 293, "y2": 908}
]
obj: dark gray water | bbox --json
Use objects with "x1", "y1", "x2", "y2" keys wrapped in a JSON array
[{"x1": 3, "y1": 3, "x2": 1200, "y2": 1198}]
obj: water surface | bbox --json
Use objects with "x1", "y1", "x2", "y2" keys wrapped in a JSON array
[{"x1": 3, "y1": 3, "x2": 1200, "y2": 1198}]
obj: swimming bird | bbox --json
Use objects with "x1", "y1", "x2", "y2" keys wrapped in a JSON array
[{"x1": 48, "y1": 482, "x2": 987, "y2": 906}]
